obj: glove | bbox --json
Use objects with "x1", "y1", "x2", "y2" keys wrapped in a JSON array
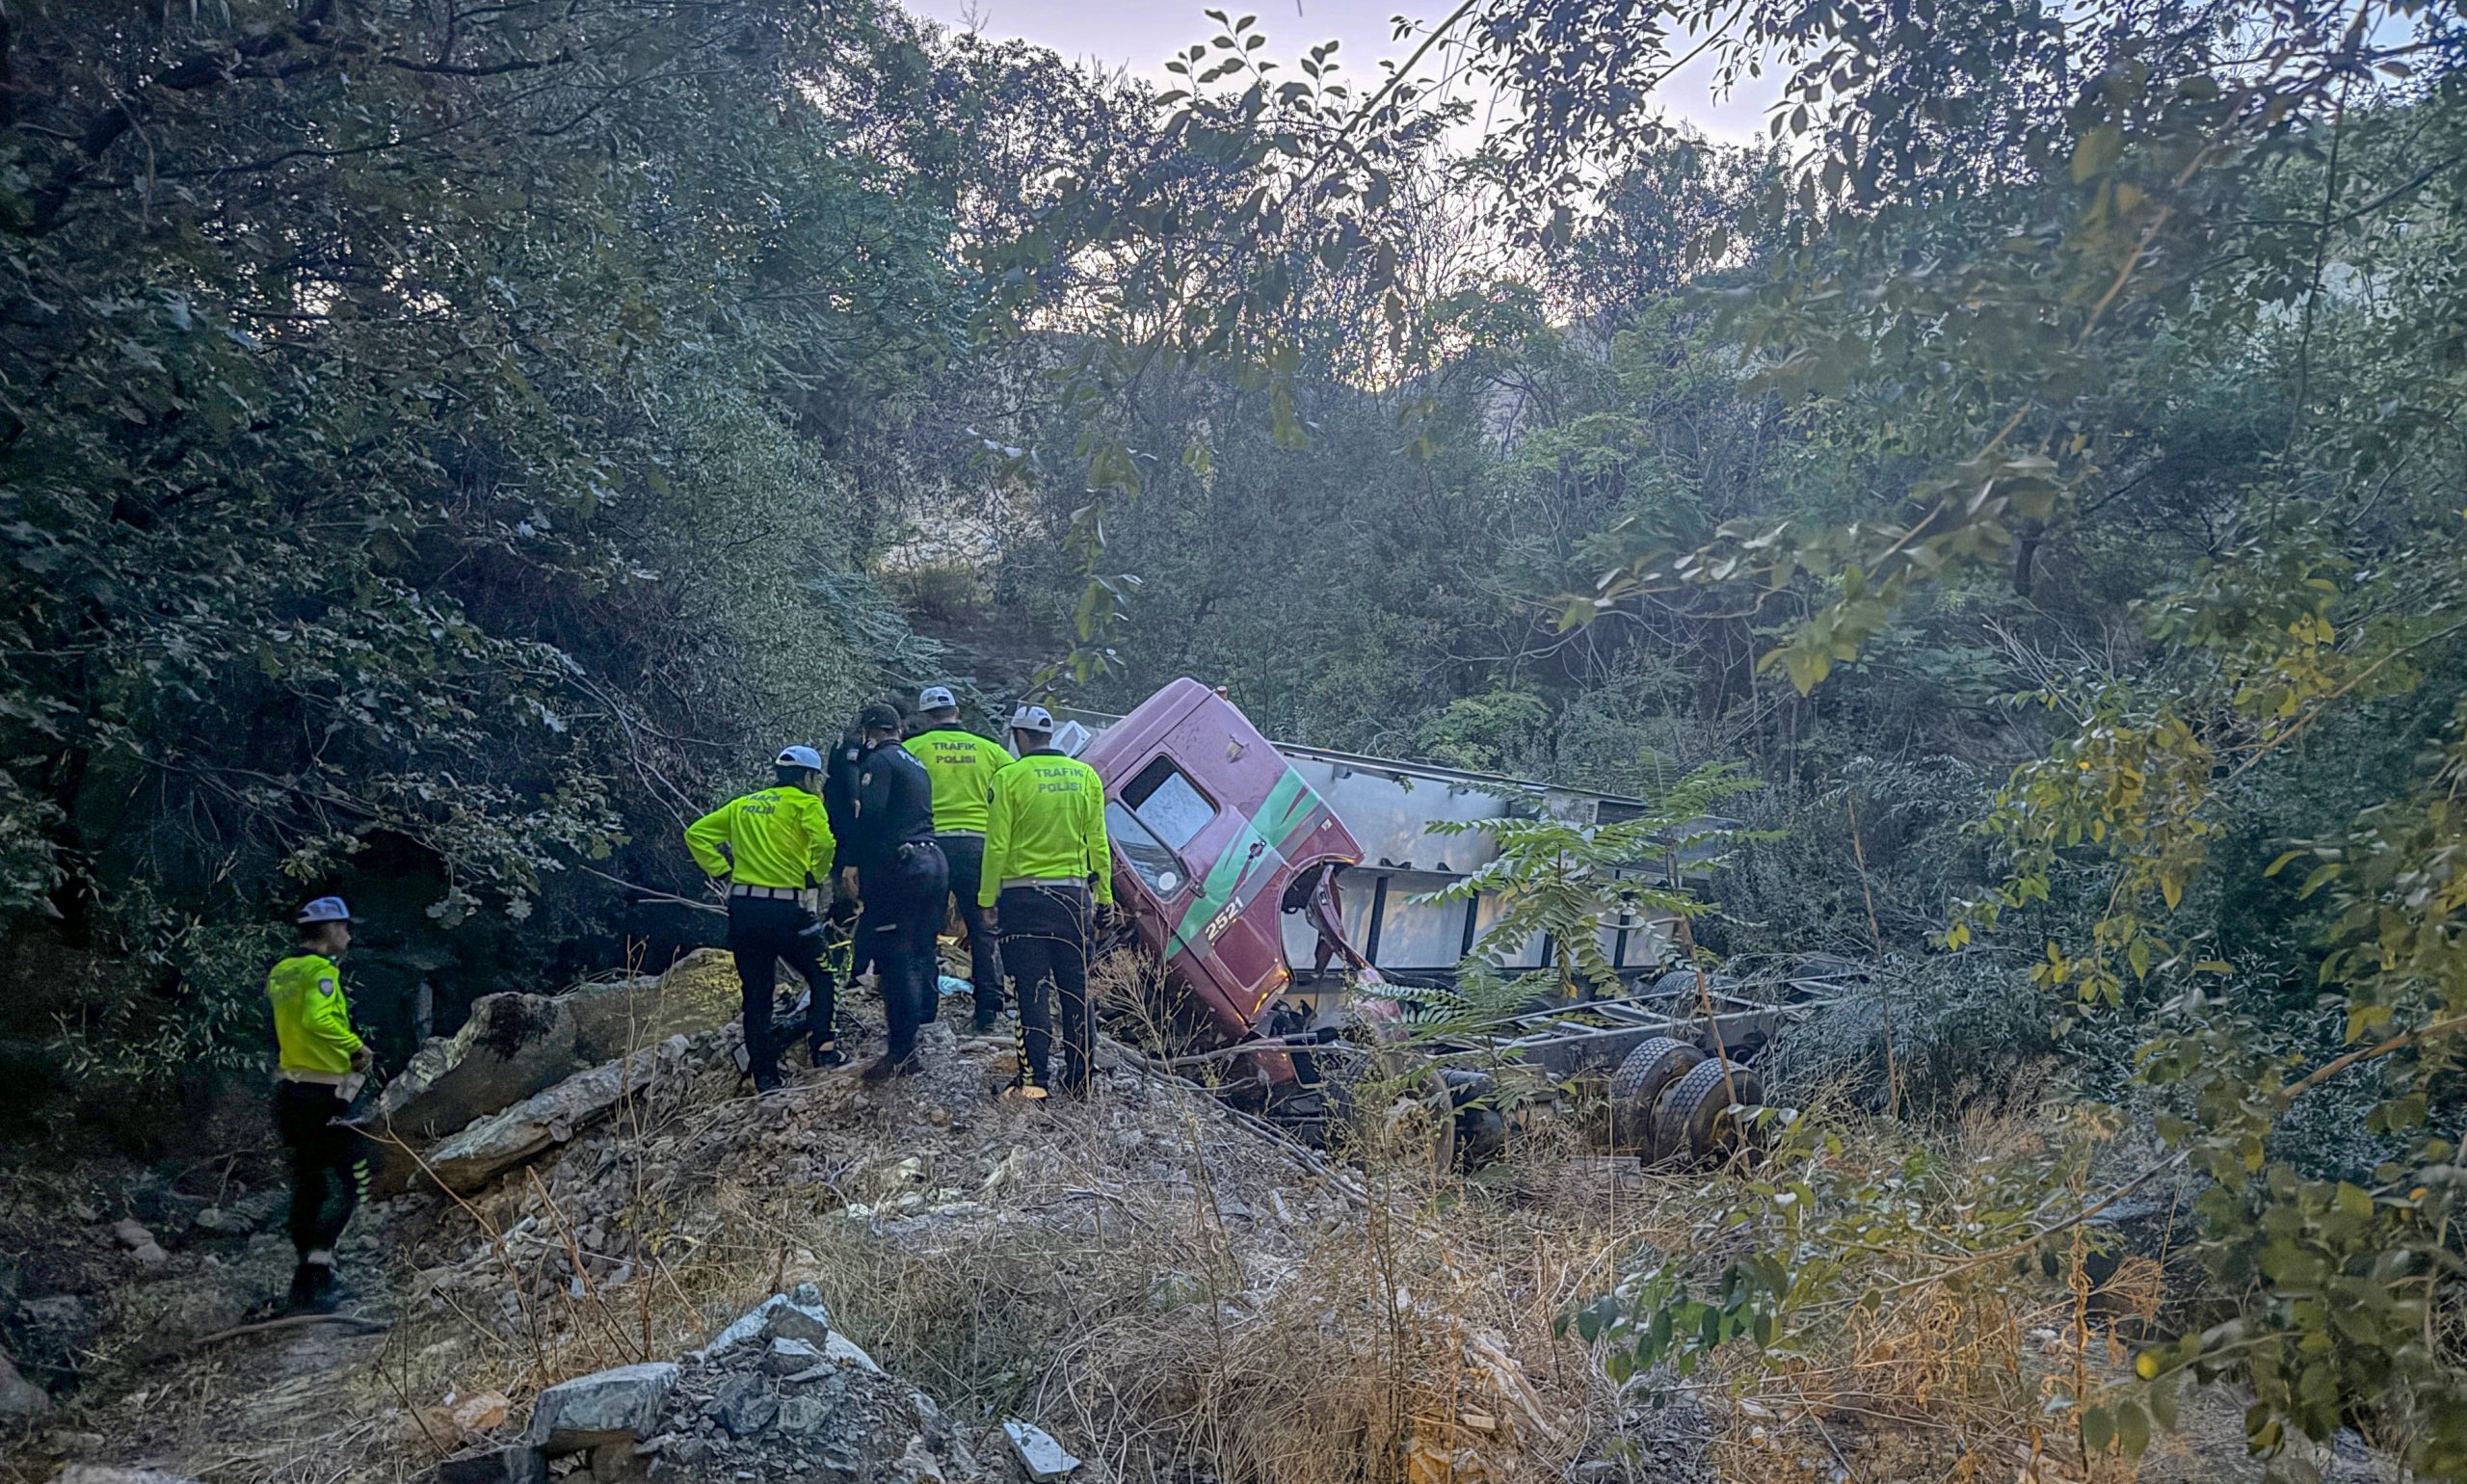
[
  {"x1": 982, "y1": 908, "x2": 1000, "y2": 935},
  {"x1": 350, "y1": 1044, "x2": 376, "y2": 1073}
]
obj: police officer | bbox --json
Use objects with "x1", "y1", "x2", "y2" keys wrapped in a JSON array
[
  {"x1": 267, "y1": 895, "x2": 376, "y2": 1312},
  {"x1": 821, "y1": 721, "x2": 873, "y2": 988},
  {"x1": 846, "y1": 702, "x2": 948, "y2": 1081},
  {"x1": 908, "y1": 684, "x2": 1014, "y2": 1034},
  {"x1": 982, "y1": 704, "x2": 1113, "y2": 1098},
  {"x1": 684, "y1": 746, "x2": 840, "y2": 1092}
]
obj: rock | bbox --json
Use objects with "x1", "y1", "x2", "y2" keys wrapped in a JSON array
[
  {"x1": 894, "y1": 1435, "x2": 947, "y2": 1483},
  {"x1": 778, "y1": 1332, "x2": 884, "y2": 1386},
  {"x1": 523, "y1": 1362, "x2": 678, "y2": 1454},
  {"x1": 584, "y1": 1440, "x2": 648, "y2": 1482},
  {"x1": 775, "y1": 1396, "x2": 825, "y2": 1435},
  {"x1": 111, "y1": 1219, "x2": 154, "y2": 1250},
  {"x1": 129, "y1": 1242, "x2": 169, "y2": 1268},
  {"x1": 22, "y1": 1293, "x2": 93, "y2": 1330},
  {"x1": 693, "y1": 1287, "x2": 833, "y2": 1360},
  {"x1": 427, "y1": 1046, "x2": 663, "y2": 1193},
  {"x1": 565, "y1": 950, "x2": 742, "y2": 1062},
  {"x1": 0, "y1": 1345, "x2": 49, "y2": 1416},
  {"x1": 376, "y1": 994, "x2": 583, "y2": 1149},
  {"x1": 762, "y1": 1338, "x2": 822, "y2": 1375},
  {"x1": 1003, "y1": 1419, "x2": 1080, "y2": 1480},
  {"x1": 452, "y1": 1391, "x2": 513, "y2": 1433},
  {"x1": 434, "y1": 1444, "x2": 547, "y2": 1484},
  {"x1": 824, "y1": 1333, "x2": 882, "y2": 1374},
  {"x1": 189, "y1": 1206, "x2": 254, "y2": 1237},
  {"x1": 714, "y1": 1374, "x2": 778, "y2": 1438}
]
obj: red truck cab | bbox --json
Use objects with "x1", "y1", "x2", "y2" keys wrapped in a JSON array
[{"x1": 1080, "y1": 678, "x2": 1366, "y2": 1079}]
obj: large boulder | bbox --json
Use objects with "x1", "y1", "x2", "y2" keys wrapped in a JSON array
[
  {"x1": 523, "y1": 1361, "x2": 679, "y2": 1454},
  {"x1": 376, "y1": 994, "x2": 583, "y2": 1145},
  {"x1": 565, "y1": 948, "x2": 742, "y2": 1063},
  {"x1": 421, "y1": 1043, "x2": 671, "y2": 1193}
]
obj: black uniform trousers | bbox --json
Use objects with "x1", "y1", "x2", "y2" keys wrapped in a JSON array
[
  {"x1": 275, "y1": 1079, "x2": 371, "y2": 1261},
  {"x1": 998, "y1": 881, "x2": 1096, "y2": 1092},
  {"x1": 727, "y1": 894, "x2": 835, "y2": 1086},
  {"x1": 862, "y1": 841, "x2": 948, "y2": 1062},
  {"x1": 937, "y1": 834, "x2": 1004, "y2": 1021}
]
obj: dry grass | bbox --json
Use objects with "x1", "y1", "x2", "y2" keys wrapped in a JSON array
[{"x1": 17, "y1": 952, "x2": 2245, "y2": 1484}]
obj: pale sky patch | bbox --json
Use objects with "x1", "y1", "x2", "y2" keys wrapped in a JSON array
[{"x1": 904, "y1": 0, "x2": 1777, "y2": 146}]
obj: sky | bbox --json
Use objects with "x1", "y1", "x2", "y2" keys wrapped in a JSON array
[{"x1": 900, "y1": 0, "x2": 1778, "y2": 146}]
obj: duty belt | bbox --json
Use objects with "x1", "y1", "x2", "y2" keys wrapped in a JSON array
[
  {"x1": 729, "y1": 884, "x2": 807, "y2": 901},
  {"x1": 1000, "y1": 877, "x2": 1091, "y2": 892}
]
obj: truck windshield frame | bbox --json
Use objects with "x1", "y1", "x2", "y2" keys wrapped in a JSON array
[{"x1": 1122, "y1": 755, "x2": 1217, "y2": 852}]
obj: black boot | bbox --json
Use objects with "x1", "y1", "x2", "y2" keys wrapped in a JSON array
[
  {"x1": 859, "y1": 1050, "x2": 918, "y2": 1083},
  {"x1": 809, "y1": 1040, "x2": 847, "y2": 1069},
  {"x1": 286, "y1": 1259, "x2": 342, "y2": 1313}
]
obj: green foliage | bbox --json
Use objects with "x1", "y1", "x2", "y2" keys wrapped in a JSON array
[
  {"x1": 1415, "y1": 761, "x2": 1769, "y2": 997},
  {"x1": 0, "y1": 0, "x2": 1010, "y2": 1113}
]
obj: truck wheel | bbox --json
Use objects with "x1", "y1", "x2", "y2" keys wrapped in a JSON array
[
  {"x1": 1440, "y1": 1068, "x2": 1505, "y2": 1169},
  {"x1": 1606, "y1": 1037, "x2": 1703, "y2": 1154},
  {"x1": 1610, "y1": 1036, "x2": 1705, "y2": 1104},
  {"x1": 1651, "y1": 1058, "x2": 1766, "y2": 1162}
]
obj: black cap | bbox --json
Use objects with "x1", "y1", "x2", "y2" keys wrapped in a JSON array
[{"x1": 858, "y1": 702, "x2": 903, "y2": 732}]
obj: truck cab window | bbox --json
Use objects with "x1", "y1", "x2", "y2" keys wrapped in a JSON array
[
  {"x1": 1124, "y1": 756, "x2": 1216, "y2": 851},
  {"x1": 1106, "y1": 803, "x2": 1185, "y2": 896}
]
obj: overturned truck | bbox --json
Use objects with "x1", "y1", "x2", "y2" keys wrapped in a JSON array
[{"x1": 1061, "y1": 677, "x2": 1821, "y2": 1162}]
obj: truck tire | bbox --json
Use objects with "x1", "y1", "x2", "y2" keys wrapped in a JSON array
[
  {"x1": 1609, "y1": 1037, "x2": 1705, "y2": 1105},
  {"x1": 1649, "y1": 967, "x2": 1701, "y2": 1000},
  {"x1": 1605, "y1": 1037, "x2": 1702, "y2": 1154},
  {"x1": 1651, "y1": 1058, "x2": 1766, "y2": 1162},
  {"x1": 1438, "y1": 1068, "x2": 1506, "y2": 1169}
]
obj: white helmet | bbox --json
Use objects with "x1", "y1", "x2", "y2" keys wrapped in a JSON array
[
  {"x1": 1009, "y1": 703, "x2": 1056, "y2": 733},
  {"x1": 917, "y1": 685, "x2": 957, "y2": 710},
  {"x1": 776, "y1": 745, "x2": 825, "y2": 772}
]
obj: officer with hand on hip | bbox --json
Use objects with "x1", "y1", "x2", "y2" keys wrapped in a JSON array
[
  {"x1": 846, "y1": 702, "x2": 948, "y2": 1081},
  {"x1": 685, "y1": 745, "x2": 840, "y2": 1092}
]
